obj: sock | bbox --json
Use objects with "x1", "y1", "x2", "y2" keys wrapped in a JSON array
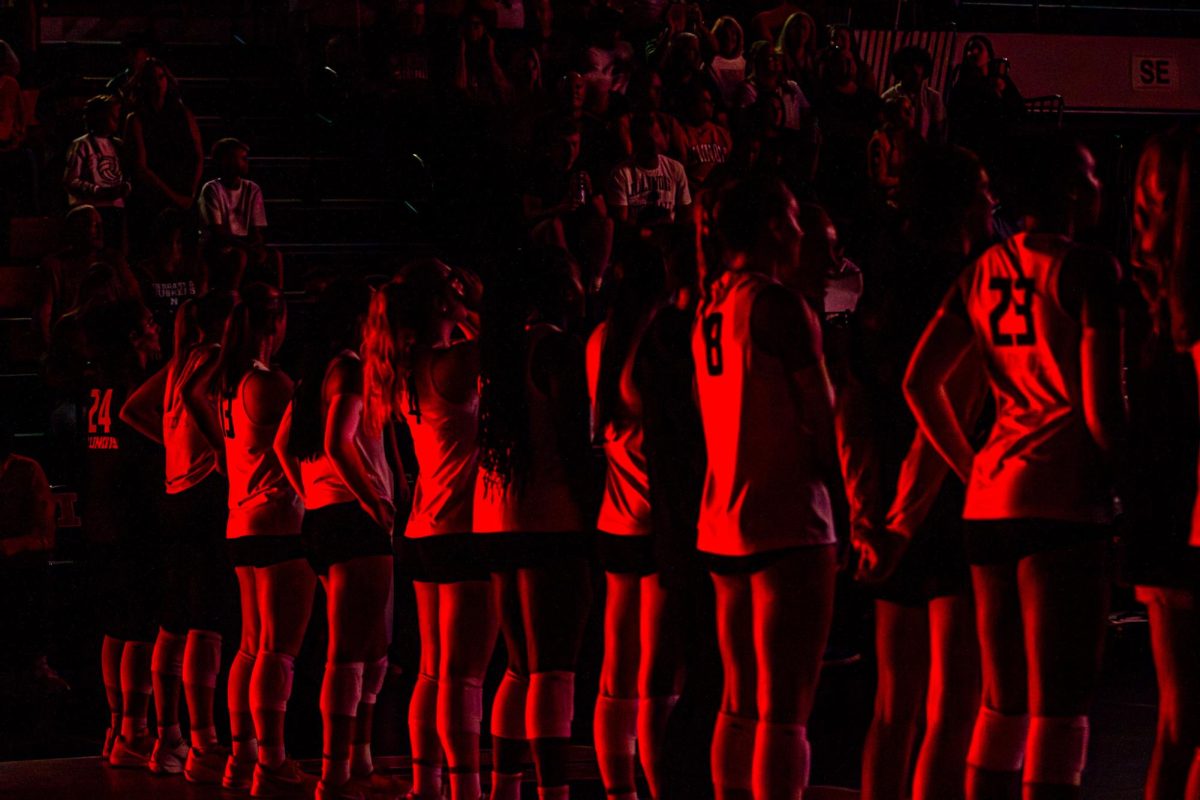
[
  {"x1": 183, "y1": 630, "x2": 223, "y2": 691},
  {"x1": 490, "y1": 770, "x2": 522, "y2": 800},
  {"x1": 260, "y1": 742, "x2": 286, "y2": 769},
  {"x1": 233, "y1": 735, "x2": 258, "y2": 765},
  {"x1": 159, "y1": 723, "x2": 183, "y2": 746},
  {"x1": 229, "y1": 649, "x2": 256, "y2": 758},
  {"x1": 102, "y1": 635, "x2": 124, "y2": 727},
  {"x1": 191, "y1": 725, "x2": 218, "y2": 750},
  {"x1": 638, "y1": 695, "x2": 679, "y2": 799},
  {"x1": 324, "y1": 755, "x2": 351, "y2": 786},
  {"x1": 409, "y1": 673, "x2": 443, "y2": 798},
  {"x1": 119, "y1": 641, "x2": 152, "y2": 740},
  {"x1": 711, "y1": 712, "x2": 755, "y2": 794},
  {"x1": 594, "y1": 695, "x2": 638, "y2": 795},
  {"x1": 352, "y1": 743, "x2": 373, "y2": 777},
  {"x1": 537, "y1": 787, "x2": 569, "y2": 800},
  {"x1": 451, "y1": 769, "x2": 483, "y2": 800},
  {"x1": 320, "y1": 662, "x2": 364, "y2": 787},
  {"x1": 752, "y1": 721, "x2": 810, "y2": 799}
]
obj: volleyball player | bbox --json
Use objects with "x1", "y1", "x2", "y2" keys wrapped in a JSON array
[
  {"x1": 904, "y1": 135, "x2": 1125, "y2": 800},
  {"x1": 1123, "y1": 128, "x2": 1200, "y2": 800},
  {"x1": 274, "y1": 279, "x2": 397, "y2": 800},
  {"x1": 209, "y1": 283, "x2": 315, "y2": 795},
  {"x1": 694, "y1": 175, "x2": 838, "y2": 800},
  {"x1": 850, "y1": 147, "x2": 995, "y2": 800},
  {"x1": 79, "y1": 299, "x2": 162, "y2": 767},
  {"x1": 587, "y1": 239, "x2": 684, "y2": 800},
  {"x1": 120, "y1": 290, "x2": 236, "y2": 780},
  {"x1": 363, "y1": 260, "x2": 494, "y2": 800},
  {"x1": 476, "y1": 247, "x2": 594, "y2": 800}
]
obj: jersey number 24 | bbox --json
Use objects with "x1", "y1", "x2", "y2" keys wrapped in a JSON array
[
  {"x1": 87, "y1": 388, "x2": 113, "y2": 434},
  {"x1": 988, "y1": 277, "x2": 1036, "y2": 346}
]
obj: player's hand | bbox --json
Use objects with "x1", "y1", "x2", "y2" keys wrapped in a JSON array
[{"x1": 853, "y1": 528, "x2": 909, "y2": 584}]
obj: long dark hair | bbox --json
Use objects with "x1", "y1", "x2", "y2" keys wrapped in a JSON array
[
  {"x1": 478, "y1": 247, "x2": 578, "y2": 490},
  {"x1": 594, "y1": 239, "x2": 666, "y2": 438},
  {"x1": 217, "y1": 283, "x2": 283, "y2": 400},
  {"x1": 288, "y1": 278, "x2": 373, "y2": 461}
]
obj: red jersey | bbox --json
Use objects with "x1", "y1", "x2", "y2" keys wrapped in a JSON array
[
  {"x1": 692, "y1": 270, "x2": 835, "y2": 556},
  {"x1": 400, "y1": 344, "x2": 479, "y2": 538},
  {"x1": 163, "y1": 344, "x2": 219, "y2": 494},
  {"x1": 221, "y1": 361, "x2": 303, "y2": 538},
  {"x1": 586, "y1": 321, "x2": 652, "y2": 537},
  {"x1": 959, "y1": 232, "x2": 1114, "y2": 523}
]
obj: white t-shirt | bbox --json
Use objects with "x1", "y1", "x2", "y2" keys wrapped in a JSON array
[
  {"x1": 607, "y1": 155, "x2": 691, "y2": 226},
  {"x1": 199, "y1": 178, "x2": 267, "y2": 238},
  {"x1": 708, "y1": 56, "x2": 746, "y2": 107}
]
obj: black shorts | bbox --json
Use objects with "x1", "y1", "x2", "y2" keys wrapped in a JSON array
[
  {"x1": 159, "y1": 475, "x2": 236, "y2": 633},
  {"x1": 227, "y1": 535, "x2": 308, "y2": 568},
  {"x1": 401, "y1": 533, "x2": 490, "y2": 583},
  {"x1": 1117, "y1": 536, "x2": 1200, "y2": 590},
  {"x1": 703, "y1": 544, "x2": 831, "y2": 576},
  {"x1": 873, "y1": 521, "x2": 970, "y2": 608},
  {"x1": 480, "y1": 531, "x2": 593, "y2": 572},
  {"x1": 301, "y1": 501, "x2": 394, "y2": 577},
  {"x1": 596, "y1": 532, "x2": 657, "y2": 576},
  {"x1": 964, "y1": 519, "x2": 1114, "y2": 566}
]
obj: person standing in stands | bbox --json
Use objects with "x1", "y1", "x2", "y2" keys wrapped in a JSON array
[
  {"x1": 64, "y1": 95, "x2": 131, "y2": 253},
  {"x1": 199, "y1": 138, "x2": 282, "y2": 290},
  {"x1": 881, "y1": 46, "x2": 946, "y2": 145}
]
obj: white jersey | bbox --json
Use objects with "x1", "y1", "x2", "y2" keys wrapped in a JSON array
[
  {"x1": 222, "y1": 361, "x2": 303, "y2": 538},
  {"x1": 692, "y1": 270, "x2": 835, "y2": 556}
]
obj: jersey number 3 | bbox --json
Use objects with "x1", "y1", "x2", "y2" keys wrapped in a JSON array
[
  {"x1": 221, "y1": 397, "x2": 236, "y2": 439},
  {"x1": 702, "y1": 313, "x2": 723, "y2": 376},
  {"x1": 87, "y1": 388, "x2": 113, "y2": 434},
  {"x1": 988, "y1": 277, "x2": 1036, "y2": 346}
]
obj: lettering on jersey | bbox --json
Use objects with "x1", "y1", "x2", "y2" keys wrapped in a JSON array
[
  {"x1": 628, "y1": 174, "x2": 676, "y2": 207},
  {"x1": 152, "y1": 280, "x2": 197, "y2": 310},
  {"x1": 988, "y1": 277, "x2": 1036, "y2": 346},
  {"x1": 702, "y1": 313, "x2": 724, "y2": 376},
  {"x1": 88, "y1": 435, "x2": 120, "y2": 450},
  {"x1": 688, "y1": 142, "x2": 728, "y2": 166}
]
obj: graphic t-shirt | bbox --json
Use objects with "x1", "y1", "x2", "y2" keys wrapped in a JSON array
[
  {"x1": 607, "y1": 155, "x2": 691, "y2": 226},
  {"x1": 199, "y1": 179, "x2": 267, "y2": 238}
]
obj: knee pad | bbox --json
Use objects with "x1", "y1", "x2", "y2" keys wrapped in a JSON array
[
  {"x1": 362, "y1": 656, "x2": 389, "y2": 705},
  {"x1": 594, "y1": 695, "x2": 638, "y2": 756},
  {"x1": 320, "y1": 662, "x2": 365, "y2": 718},
  {"x1": 151, "y1": 630, "x2": 186, "y2": 677},
  {"x1": 967, "y1": 706, "x2": 1030, "y2": 773},
  {"x1": 1025, "y1": 715, "x2": 1089, "y2": 786},
  {"x1": 252, "y1": 651, "x2": 296, "y2": 713},
  {"x1": 120, "y1": 641, "x2": 153, "y2": 694},
  {"x1": 183, "y1": 629, "x2": 223, "y2": 689},
  {"x1": 228, "y1": 649, "x2": 257, "y2": 714},
  {"x1": 438, "y1": 677, "x2": 485, "y2": 737},
  {"x1": 711, "y1": 712, "x2": 756, "y2": 792},
  {"x1": 753, "y1": 721, "x2": 810, "y2": 791},
  {"x1": 491, "y1": 670, "x2": 529, "y2": 741},
  {"x1": 527, "y1": 671, "x2": 575, "y2": 740}
]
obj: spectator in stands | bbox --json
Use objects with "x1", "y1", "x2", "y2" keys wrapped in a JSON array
[
  {"x1": 679, "y1": 83, "x2": 732, "y2": 189},
  {"x1": 105, "y1": 31, "x2": 155, "y2": 110},
  {"x1": 64, "y1": 95, "x2": 131, "y2": 253},
  {"x1": 826, "y1": 24, "x2": 876, "y2": 94},
  {"x1": 777, "y1": 11, "x2": 818, "y2": 96},
  {"x1": 707, "y1": 16, "x2": 746, "y2": 108},
  {"x1": 608, "y1": 112, "x2": 691, "y2": 230},
  {"x1": 868, "y1": 95, "x2": 918, "y2": 199},
  {"x1": 0, "y1": 426, "x2": 68, "y2": 694},
  {"x1": 881, "y1": 46, "x2": 945, "y2": 144},
  {"x1": 0, "y1": 39, "x2": 37, "y2": 250},
  {"x1": 748, "y1": 0, "x2": 806, "y2": 46},
  {"x1": 614, "y1": 68, "x2": 687, "y2": 162},
  {"x1": 135, "y1": 208, "x2": 204, "y2": 355},
  {"x1": 455, "y1": 10, "x2": 511, "y2": 103},
  {"x1": 659, "y1": 32, "x2": 719, "y2": 119},
  {"x1": 198, "y1": 138, "x2": 281, "y2": 289},
  {"x1": 947, "y1": 36, "x2": 1023, "y2": 164},
  {"x1": 124, "y1": 58, "x2": 204, "y2": 250},
  {"x1": 40, "y1": 205, "x2": 136, "y2": 326},
  {"x1": 813, "y1": 43, "x2": 882, "y2": 140},
  {"x1": 578, "y1": 7, "x2": 634, "y2": 112},
  {"x1": 734, "y1": 40, "x2": 811, "y2": 132}
]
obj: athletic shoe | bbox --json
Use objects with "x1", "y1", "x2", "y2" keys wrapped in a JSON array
[
  {"x1": 316, "y1": 778, "x2": 367, "y2": 800},
  {"x1": 249, "y1": 758, "x2": 313, "y2": 797},
  {"x1": 223, "y1": 753, "x2": 258, "y2": 792},
  {"x1": 185, "y1": 743, "x2": 231, "y2": 784},
  {"x1": 149, "y1": 737, "x2": 190, "y2": 775},
  {"x1": 109, "y1": 732, "x2": 156, "y2": 769},
  {"x1": 351, "y1": 770, "x2": 410, "y2": 799},
  {"x1": 102, "y1": 726, "x2": 117, "y2": 759}
]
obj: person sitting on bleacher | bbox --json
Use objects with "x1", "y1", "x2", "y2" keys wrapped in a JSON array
[
  {"x1": 39, "y1": 205, "x2": 137, "y2": 330},
  {"x1": 64, "y1": 95, "x2": 131, "y2": 254},
  {"x1": 198, "y1": 137, "x2": 282, "y2": 289}
]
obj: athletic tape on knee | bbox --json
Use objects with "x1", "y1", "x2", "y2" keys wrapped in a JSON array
[
  {"x1": 752, "y1": 721, "x2": 811, "y2": 795},
  {"x1": 595, "y1": 695, "x2": 639, "y2": 757},
  {"x1": 967, "y1": 707, "x2": 1030, "y2": 773},
  {"x1": 1024, "y1": 715, "x2": 1089, "y2": 786},
  {"x1": 183, "y1": 630, "x2": 223, "y2": 689},
  {"x1": 252, "y1": 651, "x2": 295, "y2": 713},
  {"x1": 120, "y1": 641, "x2": 153, "y2": 693},
  {"x1": 228, "y1": 649, "x2": 256, "y2": 715},
  {"x1": 151, "y1": 630, "x2": 186, "y2": 677},
  {"x1": 361, "y1": 656, "x2": 389, "y2": 705},
  {"x1": 711, "y1": 712, "x2": 756, "y2": 791},
  {"x1": 491, "y1": 670, "x2": 529, "y2": 740},
  {"x1": 438, "y1": 677, "x2": 485, "y2": 737},
  {"x1": 320, "y1": 661, "x2": 365, "y2": 718},
  {"x1": 527, "y1": 671, "x2": 575, "y2": 740}
]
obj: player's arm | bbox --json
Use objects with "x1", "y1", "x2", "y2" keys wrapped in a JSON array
[
  {"x1": 323, "y1": 358, "x2": 395, "y2": 532},
  {"x1": 119, "y1": 363, "x2": 169, "y2": 445},
  {"x1": 181, "y1": 346, "x2": 226, "y2": 459},
  {"x1": 1070, "y1": 248, "x2": 1127, "y2": 456},
  {"x1": 272, "y1": 403, "x2": 305, "y2": 501},
  {"x1": 903, "y1": 282, "x2": 977, "y2": 483}
]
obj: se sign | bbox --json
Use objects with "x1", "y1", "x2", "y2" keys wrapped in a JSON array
[{"x1": 1133, "y1": 55, "x2": 1177, "y2": 91}]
